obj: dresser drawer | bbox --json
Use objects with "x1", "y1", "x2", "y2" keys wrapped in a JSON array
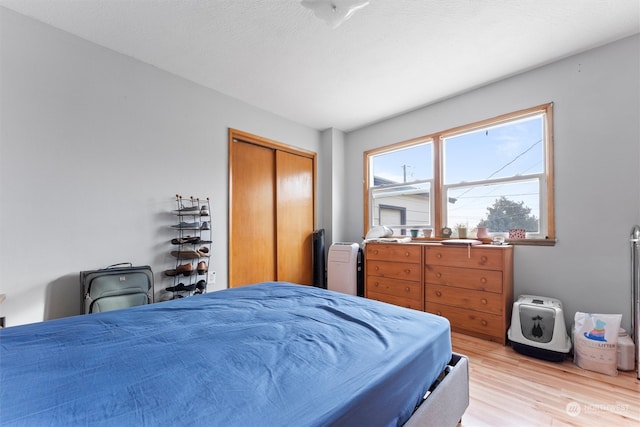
[
  {"x1": 367, "y1": 276, "x2": 423, "y2": 301},
  {"x1": 366, "y1": 260, "x2": 421, "y2": 282},
  {"x1": 425, "y1": 265, "x2": 503, "y2": 293},
  {"x1": 366, "y1": 244, "x2": 421, "y2": 263},
  {"x1": 425, "y1": 284, "x2": 503, "y2": 315},
  {"x1": 426, "y1": 302, "x2": 503, "y2": 340},
  {"x1": 368, "y1": 290, "x2": 424, "y2": 311},
  {"x1": 425, "y1": 246, "x2": 504, "y2": 270}
]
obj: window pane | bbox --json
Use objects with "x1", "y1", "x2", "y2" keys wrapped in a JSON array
[
  {"x1": 446, "y1": 179, "x2": 540, "y2": 234},
  {"x1": 443, "y1": 115, "x2": 544, "y2": 185},
  {"x1": 372, "y1": 142, "x2": 432, "y2": 184},
  {"x1": 371, "y1": 181, "x2": 431, "y2": 234}
]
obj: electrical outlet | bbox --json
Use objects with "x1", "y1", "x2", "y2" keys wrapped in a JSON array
[{"x1": 208, "y1": 271, "x2": 216, "y2": 284}]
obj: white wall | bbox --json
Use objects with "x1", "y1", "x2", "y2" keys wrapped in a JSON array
[
  {"x1": 345, "y1": 34, "x2": 640, "y2": 332},
  {"x1": 319, "y1": 127, "x2": 349, "y2": 247},
  {"x1": 0, "y1": 8, "x2": 322, "y2": 326}
]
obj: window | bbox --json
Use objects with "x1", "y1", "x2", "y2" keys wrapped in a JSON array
[
  {"x1": 364, "y1": 103, "x2": 555, "y2": 244},
  {"x1": 368, "y1": 141, "x2": 433, "y2": 236}
]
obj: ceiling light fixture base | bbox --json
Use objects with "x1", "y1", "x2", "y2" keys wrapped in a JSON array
[{"x1": 300, "y1": 0, "x2": 370, "y2": 29}]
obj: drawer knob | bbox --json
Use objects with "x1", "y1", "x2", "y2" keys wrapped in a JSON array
[
  {"x1": 405, "y1": 251, "x2": 410, "y2": 257},
  {"x1": 436, "y1": 253, "x2": 442, "y2": 259},
  {"x1": 481, "y1": 298, "x2": 488, "y2": 304},
  {"x1": 435, "y1": 291, "x2": 442, "y2": 297},
  {"x1": 375, "y1": 266, "x2": 380, "y2": 271},
  {"x1": 436, "y1": 311, "x2": 442, "y2": 316},
  {"x1": 374, "y1": 282, "x2": 379, "y2": 287},
  {"x1": 404, "y1": 269, "x2": 411, "y2": 275},
  {"x1": 405, "y1": 286, "x2": 410, "y2": 292},
  {"x1": 481, "y1": 320, "x2": 488, "y2": 326},
  {"x1": 480, "y1": 277, "x2": 487, "y2": 284},
  {"x1": 436, "y1": 272, "x2": 442, "y2": 278},
  {"x1": 480, "y1": 255, "x2": 488, "y2": 263}
]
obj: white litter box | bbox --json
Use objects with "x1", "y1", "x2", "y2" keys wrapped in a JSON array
[{"x1": 507, "y1": 295, "x2": 572, "y2": 362}]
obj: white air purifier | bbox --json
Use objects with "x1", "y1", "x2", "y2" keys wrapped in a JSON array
[{"x1": 507, "y1": 295, "x2": 572, "y2": 362}]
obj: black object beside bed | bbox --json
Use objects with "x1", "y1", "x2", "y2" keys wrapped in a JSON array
[{"x1": 0, "y1": 282, "x2": 468, "y2": 426}]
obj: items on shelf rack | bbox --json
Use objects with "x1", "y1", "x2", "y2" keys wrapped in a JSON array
[{"x1": 164, "y1": 194, "x2": 211, "y2": 299}]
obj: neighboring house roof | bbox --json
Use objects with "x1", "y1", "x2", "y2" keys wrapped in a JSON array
[{"x1": 373, "y1": 176, "x2": 457, "y2": 203}]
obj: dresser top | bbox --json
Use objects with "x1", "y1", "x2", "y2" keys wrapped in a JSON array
[{"x1": 366, "y1": 241, "x2": 512, "y2": 250}]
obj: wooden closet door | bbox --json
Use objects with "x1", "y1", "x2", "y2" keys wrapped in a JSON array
[
  {"x1": 276, "y1": 151, "x2": 314, "y2": 285},
  {"x1": 229, "y1": 129, "x2": 316, "y2": 289},
  {"x1": 229, "y1": 140, "x2": 276, "y2": 287}
]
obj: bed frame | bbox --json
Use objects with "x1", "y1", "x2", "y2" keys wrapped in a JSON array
[{"x1": 405, "y1": 353, "x2": 470, "y2": 427}]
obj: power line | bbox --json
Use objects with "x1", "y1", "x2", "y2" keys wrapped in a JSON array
[
  {"x1": 485, "y1": 139, "x2": 542, "y2": 180},
  {"x1": 452, "y1": 138, "x2": 542, "y2": 201},
  {"x1": 455, "y1": 192, "x2": 539, "y2": 200}
]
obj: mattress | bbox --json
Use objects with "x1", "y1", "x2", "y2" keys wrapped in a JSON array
[{"x1": 0, "y1": 282, "x2": 452, "y2": 426}]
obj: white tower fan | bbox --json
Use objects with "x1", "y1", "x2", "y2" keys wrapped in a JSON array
[{"x1": 327, "y1": 243, "x2": 359, "y2": 295}]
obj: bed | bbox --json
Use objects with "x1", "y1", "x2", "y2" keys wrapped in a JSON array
[{"x1": 0, "y1": 282, "x2": 468, "y2": 426}]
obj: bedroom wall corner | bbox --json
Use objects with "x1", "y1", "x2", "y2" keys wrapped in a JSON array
[
  {"x1": 0, "y1": 7, "x2": 320, "y2": 326},
  {"x1": 343, "y1": 34, "x2": 640, "y2": 333},
  {"x1": 319, "y1": 128, "x2": 348, "y2": 247}
]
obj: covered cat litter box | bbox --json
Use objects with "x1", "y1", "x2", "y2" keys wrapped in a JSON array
[{"x1": 507, "y1": 295, "x2": 572, "y2": 362}]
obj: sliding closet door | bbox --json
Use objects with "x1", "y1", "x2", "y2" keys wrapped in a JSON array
[
  {"x1": 229, "y1": 129, "x2": 316, "y2": 289},
  {"x1": 229, "y1": 140, "x2": 276, "y2": 287},
  {"x1": 276, "y1": 151, "x2": 314, "y2": 285}
]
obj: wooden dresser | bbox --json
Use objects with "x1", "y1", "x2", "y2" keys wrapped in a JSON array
[
  {"x1": 365, "y1": 243, "x2": 423, "y2": 311},
  {"x1": 424, "y1": 244, "x2": 513, "y2": 344},
  {"x1": 365, "y1": 242, "x2": 513, "y2": 344}
]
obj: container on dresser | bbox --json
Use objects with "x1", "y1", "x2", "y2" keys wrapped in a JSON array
[
  {"x1": 424, "y1": 243, "x2": 513, "y2": 344},
  {"x1": 365, "y1": 243, "x2": 423, "y2": 311}
]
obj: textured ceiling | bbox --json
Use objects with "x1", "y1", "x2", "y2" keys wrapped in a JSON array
[{"x1": 1, "y1": 0, "x2": 639, "y2": 131}]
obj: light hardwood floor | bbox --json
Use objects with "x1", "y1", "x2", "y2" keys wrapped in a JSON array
[{"x1": 451, "y1": 332, "x2": 640, "y2": 426}]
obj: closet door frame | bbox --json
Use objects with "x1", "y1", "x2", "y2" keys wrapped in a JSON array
[{"x1": 228, "y1": 128, "x2": 317, "y2": 288}]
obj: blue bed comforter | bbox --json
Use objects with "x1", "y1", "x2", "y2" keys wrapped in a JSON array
[{"x1": 0, "y1": 282, "x2": 451, "y2": 427}]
